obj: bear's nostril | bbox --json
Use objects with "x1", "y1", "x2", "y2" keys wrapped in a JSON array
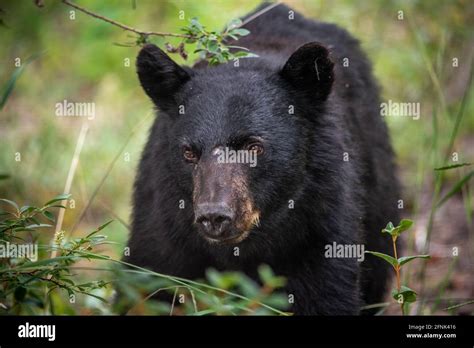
[
  {"x1": 201, "y1": 219, "x2": 211, "y2": 229},
  {"x1": 196, "y1": 211, "x2": 233, "y2": 237},
  {"x1": 195, "y1": 203, "x2": 235, "y2": 237},
  {"x1": 214, "y1": 215, "x2": 229, "y2": 226}
]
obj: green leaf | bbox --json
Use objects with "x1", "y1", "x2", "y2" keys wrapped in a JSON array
[
  {"x1": 78, "y1": 291, "x2": 108, "y2": 303},
  {"x1": 0, "y1": 174, "x2": 10, "y2": 180},
  {"x1": 206, "y1": 40, "x2": 219, "y2": 53},
  {"x1": 212, "y1": 272, "x2": 240, "y2": 289},
  {"x1": 85, "y1": 220, "x2": 114, "y2": 239},
  {"x1": 258, "y1": 264, "x2": 274, "y2": 285},
  {"x1": 20, "y1": 206, "x2": 36, "y2": 214},
  {"x1": 98, "y1": 220, "x2": 113, "y2": 231},
  {"x1": 208, "y1": 33, "x2": 218, "y2": 41},
  {"x1": 12, "y1": 227, "x2": 34, "y2": 233},
  {"x1": 226, "y1": 18, "x2": 242, "y2": 30},
  {"x1": 365, "y1": 251, "x2": 398, "y2": 267},
  {"x1": 206, "y1": 268, "x2": 224, "y2": 288},
  {"x1": 17, "y1": 256, "x2": 77, "y2": 269},
  {"x1": 437, "y1": 171, "x2": 474, "y2": 207},
  {"x1": 235, "y1": 52, "x2": 259, "y2": 59},
  {"x1": 45, "y1": 193, "x2": 71, "y2": 206},
  {"x1": 230, "y1": 28, "x2": 250, "y2": 37},
  {"x1": 1, "y1": 66, "x2": 25, "y2": 110},
  {"x1": 215, "y1": 53, "x2": 226, "y2": 64},
  {"x1": 238, "y1": 275, "x2": 260, "y2": 298},
  {"x1": 226, "y1": 45, "x2": 249, "y2": 51},
  {"x1": 262, "y1": 294, "x2": 290, "y2": 309},
  {"x1": 397, "y1": 219, "x2": 414, "y2": 235},
  {"x1": 42, "y1": 211, "x2": 55, "y2": 222},
  {"x1": 80, "y1": 254, "x2": 110, "y2": 260},
  {"x1": 189, "y1": 17, "x2": 204, "y2": 32},
  {"x1": 61, "y1": 278, "x2": 75, "y2": 286},
  {"x1": 381, "y1": 219, "x2": 413, "y2": 237},
  {"x1": 46, "y1": 204, "x2": 67, "y2": 209},
  {"x1": 434, "y1": 162, "x2": 472, "y2": 171},
  {"x1": 24, "y1": 223, "x2": 52, "y2": 230},
  {"x1": 392, "y1": 285, "x2": 417, "y2": 303},
  {"x1": 184, "y1": 37, "x2": 197, "y2": 44},
  {"x1": 14, "y1": 286, "x2": 27, "y2": 302},
  {"x1": 0, "y1": 198, "x2": 19, "y2": 212},
  {"x1": 398, "y1": 255, "x2": 430, "y2": 266},
  {"x1": 0, "y1": 53, "x2": 43, "y2": 110},
  {"x1": 381, "y1": 221, "x2": 395, "y2": 235}
]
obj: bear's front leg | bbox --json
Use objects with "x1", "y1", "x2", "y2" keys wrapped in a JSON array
[{"x1": 285, "y1": 256, "x2": 361, "y2": 315}]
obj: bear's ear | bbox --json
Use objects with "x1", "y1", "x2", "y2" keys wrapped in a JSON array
[
  {"x1": 280, "y1": 42, "x2": 334, "y2": 101},
  {"x1": 136, "y1": 44, "x2": 191, "y2": 110}
]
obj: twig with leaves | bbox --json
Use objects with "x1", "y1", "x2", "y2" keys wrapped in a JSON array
[
  {"x1": 365, "y1": 219, "x2": 430, "y2": 315},
  {"x1": 57, "y1": 0, "x2": 276, "y2": 64}
]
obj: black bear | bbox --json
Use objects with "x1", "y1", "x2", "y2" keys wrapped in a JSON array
[{"x1": 126, "y1": 3, "x2": 400, "y2": 315}]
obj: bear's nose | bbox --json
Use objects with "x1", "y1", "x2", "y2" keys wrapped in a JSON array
[{"x1": 195, "y1": 203, "x2": 234, "y2": 238}]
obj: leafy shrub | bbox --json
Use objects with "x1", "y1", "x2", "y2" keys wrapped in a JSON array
[{"x1": 0, "y1": 195, "x2": 289, "y2": 316}]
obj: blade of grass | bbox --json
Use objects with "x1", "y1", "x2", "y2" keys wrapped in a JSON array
[
  {"x1": 443, "y1": 63, "x2": 473, "y2": 163},
  {"x1": 434, "y1": 162, "x2": 472, "y2": 171},
  {"x1": 430, "y1": 257, "x2": 458, "y2": 313},
  {"x1": 436, "y1": 171, "x2": 474, "y2": 208},
  {"x1": 443, "y1": 299, "x2": 474, "y2": 311},
  {"x1": 461, "y1": 169, "x2": 473, "y2": 258},
  {"x1": 407, "y1": 15, "x2": 447, "y2": 118},
  {"x1": 70, "y1": 112, "x2": 153, "y2": 234},
  {"x1": 0, "y1": 53, "x2": 44, "y2": 110},
  {"x1": 113, "y1": 258, "x2": 289, "y2": 316},
  {"x1": 50, "y1": 122, "x2": 89, "y2": 258}
]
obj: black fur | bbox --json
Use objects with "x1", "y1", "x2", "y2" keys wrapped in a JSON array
[{"x1": 126, "y1": 3, "x2": 400, "y2": 315}]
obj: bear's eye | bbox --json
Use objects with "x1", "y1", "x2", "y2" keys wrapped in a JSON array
[
  {"x1": 246, "y1": 141, "x2": 264, "y2": 155},
  {"x1": 183, "y1": 146, "x2": 198, "y2": 163}
]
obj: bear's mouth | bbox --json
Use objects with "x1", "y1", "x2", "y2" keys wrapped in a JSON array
[
  {"x1": 202, "y1": 229, "x2": 251, "y2": 245},
  {"x1": 201, "y1": 229, "x2": 252, "y2": 245}
]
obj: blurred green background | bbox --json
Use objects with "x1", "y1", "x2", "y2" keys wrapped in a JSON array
[{"x1": 0, "y1": 0, "x2": 473, "y2": 314}]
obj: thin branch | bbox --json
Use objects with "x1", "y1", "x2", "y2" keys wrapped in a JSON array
[
  {"x1": 241, "y1": 2, "x2": 283, "y2": 27},
  {"x1": 61, "y1": 0, "x2": 191, "y2": 39},
  {"x1": 61, "y1": 0, "x2": 282, "y2": 40},
  {"x1": 36, "y1": 276, "x2": 65, "y2": 289}
]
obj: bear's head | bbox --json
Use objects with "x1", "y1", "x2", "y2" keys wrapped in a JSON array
[{"x1": 136, "y1": 42, "x2": 334, "y2": 247}]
